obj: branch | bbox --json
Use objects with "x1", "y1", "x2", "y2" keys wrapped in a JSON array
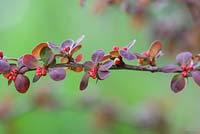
[
  {"x1": 55, "y1": 63, "x2": 181, "y2": 73},
  {"x1": 0, "y1": 36, "x2": 200, "y2": 94},
  {"x1": 110, "y1": 64, "x2": 164, "y2": 73}
]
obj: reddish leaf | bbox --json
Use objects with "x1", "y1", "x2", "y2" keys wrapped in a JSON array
[
  {"x1": 0, "y1": 60, "x2": 10, "y2": 73},
  {"x1": 176, "y1": 52, "x2": 192, "y2": 65},
  {"x1": 69, "y1": 66, "x2": 83, "y2": 72},
  {"x1": 92, "y1": 50, "x2": 105, "y2": 63},
  {"x1": 148, "y1": 40, "x2": 162, "y2": 58},
  {"x1": 170, "y1": 74, "x2": 185, "y2": 93},
  {"x1": 70, "y1": 45, "x2": 82, "y2": 56},
  {"x1": 80, "y1": 73, "x2": 89, "y2": 90},
  {"x1": 75, "y1": 53, "x2": 83, "y2": 62},
  {"x1": 14, "y1": 74, "x2": 30, "y2": 93},
  {"x1": 100, "y1": 54, "x2": 112, "y2": 62},
  {"x1": 32, "y1": 42, "x2": 48, "y2": 58},
  {"x1": 191, "y1": 71, "x2": 200, "y2": 86},
  {"x1": 110, "y1": 51, "x2": 120, "y2": 57},
  {"x1": 49, "y1": 68, "x2": 66, "y2": 81},
  {"x1": 22, "y1": 54, "x2": 38, "y2": 69},
  {"x1": 161, "y1": 64, "x2": 181, "y2": 73}
]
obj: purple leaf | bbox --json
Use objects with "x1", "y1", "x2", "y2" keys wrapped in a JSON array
[
  {"x1": 33, "y1": 75, "x2": 41, "y2": 83},
  {"x1": 98, "y1": 70, "x2": 110, "y2": 80},
  {"x1": 61, "y1": 40, "x2": 74, "y2": 48},
  {"x1": 99, "y1": 60, "x2": 113, "y2": 71},
  {"x1": 119, "y1": 50, "x2": 136, "y2": 61},
  {"x1": 49, "y1": 68, "x2": 66, "y2": 81},
  {"x1": 0, "y1": 60, "x2": 10, "y2": 73},
  {"x1": 22, "y1": 54, "x2": 38, "y2": 69},
  {"x1": 84, "y1": 61, "x2": 94, "y2": 71},
  {"x1": 127, "y1": 40, "x2": 136, "y2": 50},
  {"x1": 14, "y1": 74, "x2": 30, "y2": 93},
  {"x1": 176, "y1": 52, "x2": 192, "y2": 65},
  {"x1": 19, "y1": 67, "x2": 29, "y2": 74},
  {"x1": 170, "y1": 74, "x2": 185, "y2": 93},
  {"x1": 161, "y1": 64, "x2": 181, "y2": 73},
  {"x1": 191, "y1": 71, "x2": 200, "y2": 86},
  {"x1": 92, "y1": 50, "x2": 105, "y2": 64},
  {"x1": 48, "y1": 42, "x2": 61, "y2": 52},
  {"x1": 80, "y1": 73, "x2": 89, "y2": 90},
  {"x1": 18, "y1": 56, "x2": 24, "y2": 69}
]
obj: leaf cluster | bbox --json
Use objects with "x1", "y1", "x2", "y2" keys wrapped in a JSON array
[{"x1": 0, "y1": 35, "x2": 200, "y2": 93}]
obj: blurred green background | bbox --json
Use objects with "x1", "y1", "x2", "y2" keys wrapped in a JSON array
[{"x1": 0, "y1": 0, "x2": 200, "y2": 134}]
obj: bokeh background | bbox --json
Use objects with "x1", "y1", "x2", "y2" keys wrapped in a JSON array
[{"x1": 0, "y1": 0, "x2": 200, "y2": 134}]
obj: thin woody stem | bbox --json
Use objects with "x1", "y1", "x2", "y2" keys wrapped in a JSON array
[
  {"x1": 53, "y1": 62, "x2": 182, "y2": 73},
  {"x1": 5, "y1": 58, "x2": 18, "y2": 61},
  {"x1": 110, "y1": 64, "x2": 182, "y2": 73},
  {"x1": 110, "y1": 64, "x2": 163, "y2": 72}
]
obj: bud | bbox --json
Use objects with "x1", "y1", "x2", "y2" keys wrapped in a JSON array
[
  {"x1": 0, "y1": 51, "x2": 3, "y2": 58},
  {"x1": 12, "y1": 68, "x2": 18, "y2": 73},
  {"x1": 112, "y1": 46, "x2": 119, "y2": 51},
  {"x1": 114, "y1": 58, "x2": 121, "y2": 65},
  {"x1": 181, "y1": 65, "x2": 187, "y2": 71},
  {"x1": 121, "y1": 46, "x2": 127, "y2": 51},
  {"x1": 182, "y1": 71, "x2": 187, "y2": 77},
  {"x1": 41, "y1": 69, "x2": 47, "y2": 76},
  {"x1": 64, "y1": 46, "x2": 70, "y2": 52},
  {"x1": 186, "y1": 65, "x2": 193, "y2": 71},
  {"x1": 91, "y1": 67, "x2": 98, "y2": 73},
  {"x1": 88, "y1": 71, "x2": 96, "y2": 79}
]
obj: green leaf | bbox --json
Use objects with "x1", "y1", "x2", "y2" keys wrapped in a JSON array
[{"x1": 40, "y1": 47, "x2": 55, "y2": 65}]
